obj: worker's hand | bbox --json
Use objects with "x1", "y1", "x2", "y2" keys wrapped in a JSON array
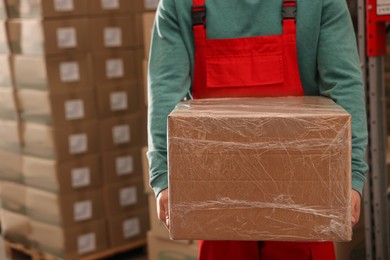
[
  {"x1": 351, "y1": 189, "x2": 361, "y2": 227},
  {"x1": 157, "y1": 188, "x2": 169, "y2": 230}
]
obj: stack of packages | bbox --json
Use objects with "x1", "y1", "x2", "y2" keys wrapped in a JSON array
[
  {"x1": 0, "y1": 0, "x2": 149, "y2": 259},
  {"x1": 141, "y1": 2, "x2": 199, "y2": 259},
  {"x1": 0, "y1": 0, "x2": 29, "y2": 249},
  {"x1": 88, "y1": 0, "x2": 149, "y2": 250}
]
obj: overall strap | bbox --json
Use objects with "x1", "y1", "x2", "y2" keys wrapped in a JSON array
[{"x1": 282, "y1": 0, "x2": 297, "y2": 35}]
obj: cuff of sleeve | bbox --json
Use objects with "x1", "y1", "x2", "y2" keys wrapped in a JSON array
[
  {"x1": 352, "y1": 171, "x2": 366, "y2": 197},
  {"x1": 152, "y1": 173, "x2": 168, "y2": 198}
]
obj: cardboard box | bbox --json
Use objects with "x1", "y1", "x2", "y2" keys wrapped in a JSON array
[
  {"x1": 5, "y1": 0, "x2": 88, "y2": 18},
  {"x1": 30, "y1": 219, "x2": 108, "y2": 260},
  {"x1": 107, "y1": 207, "x2": 149, "y2": 248},
  {"x1": 0, "y1": 119, "x2": 22, "y2": 152},
  {"x1": 141, "y1": 146, "x2": 152, "y2": 194},
  {"x1": 92, "y1": 50, "x2": 136, "y2": 87},
  {"x1": 87, "y1": 0, "x2": 143, "y2": 15},
  {"x1": 13, "y1": 54, "x2": 92, "y2": 92},
  {"x1": 102, "y1": 147, "x2": 143, "y2": 184},
  {"x1": 0, "y1": 55, "x2": 13, "y2": 87},
  {"x1": 22, "y1": 121, "x2": 99, "y2": 161},
  {"x1": 8, "y1": 18, "x2": 89, "y2": 55},
  {"x1": 0, "y1": 0, "x2": 7, "y2": 19},
  {"x1": 142, "y1": 12, "x2": 155, "y2": 59},
  {"x1": 168, "y1": 97, "x2": 352, "y2": 241},
  {"x1": 18, "y1": 89, "x2": 97, "y2": 125},
  {"x1": 0, "y1": 150, "x2": 22, "y2": 182},
  {"x1": 89, "y1": 16, "x2": 137, "y2": 51},
  {"x1": 144, "y1": 0, "x2": 159, "y2": 11},
  {"x1": 23, "y1": 154, "x2": 102, "y2": 194},
  {"x1": 148, "y1": 194, "x2": 192, "y2": 244},
  {"x1": 104, "y1": 178, "x2": 148, "y2": 216},
  {"x1": 0, "y1": 181, "x2": 26, "y2": 214},
  {"x1": 99, "y1": 114, "x2": 143, "y2": 152},
  {"x1": 147, "y1": 232, "x2": 198, "y2": 260},
  {"x1": 0, "y1": 88, "x2": 18, "y2": 120},
  {"x1": 26, "y1": 187, "x2": 105, "y2": 226},
  {"x1": 96, "y1": 84, "x2": 139, "y2": 119},
  {"x1": 1, "y1": 209, "x2": 31, "y2": 246},
  {"x1": 0, "y1": 20, "x2": 9, "y2": 53}
]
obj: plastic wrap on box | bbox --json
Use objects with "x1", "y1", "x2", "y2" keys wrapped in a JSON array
[{"x1": 168, "y1": 97, "x2": 352, "y2": 241}]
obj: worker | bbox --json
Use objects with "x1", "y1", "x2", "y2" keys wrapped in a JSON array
[{"x1": 147, "y1": 0, "x2": 368, "y2": 259}]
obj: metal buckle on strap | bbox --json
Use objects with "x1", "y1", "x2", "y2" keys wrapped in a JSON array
[
  {"x1": 282, "y1": 5, "x2": 297, "y2": 19},
  {"x1": 192, "y1": 5, "x2": 206, "y2": 26}
]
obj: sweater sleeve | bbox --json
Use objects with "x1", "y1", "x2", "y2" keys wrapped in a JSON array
[
  {"x1": 147, "y1": 0, "x2": 191, "y2": 197},
  {"x1": 317, "y1": 0, "x2": 368, "y2": 195}
]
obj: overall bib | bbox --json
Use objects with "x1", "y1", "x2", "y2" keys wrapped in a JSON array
[{"x1": 191, "y1": 0, "x2": 336, "y2": 259}]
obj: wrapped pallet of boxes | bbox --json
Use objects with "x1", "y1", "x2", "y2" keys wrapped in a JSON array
[{"x1": 168, "y1": 97, "x2": 352, "y2": 241}]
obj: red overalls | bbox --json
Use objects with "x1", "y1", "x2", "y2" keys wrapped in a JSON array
[{"x1": 191, "y1": 0, "x2": 336, "y2": 259}]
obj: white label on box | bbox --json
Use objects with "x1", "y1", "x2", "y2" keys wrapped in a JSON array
[
  {"x1": 120, "y1": 186, "x2": 137, "y2": 207},
  {"x1": 104, "y1": 27, "x2": 122, "y2": 47},
  {"x1": 116, "y1": 155, "x2": 133, "y2": 176},
  {"x1": 60, "y1": 62, "x2": 80, "y2": 82},
  {"x1": 57, "y1": 27, "x2": 77, "y2": 49},
  {"x1": 144, "y1": 0, "x2": 159, "y2": 9},
  {"x1": 69, "y1": 134, "x2": 88, "y2": 154},
  {"x1": 74, "y1": 200, "x2": 92, "y2": 221},
  {"x1": 110, "y1": 91, "x2": 128, "y2": 111},
  {"x1": 65, "y1": 100, "x2": 85, "y2": 120},
  {"x1": 78, "y1": 233, "x2": 96, "y2": 254},
  {"x1": 72, "y1": 167, "x2": 91, "y2": 188},
  {"x1": 105, "y1": 59, "x2": 124, "y2": 79},
  {"x1": 101, "y1": 0, "x2": 120, "y2": 9},
  {"x1": 123, "y1": 218, "x2": 141, "y2": 239},
  {"x1": 54, "y1": 0, "x2": 74, "y2": 11},
  {"x1": 112, "y1": 125, "x2": 130, "y2": 144}
]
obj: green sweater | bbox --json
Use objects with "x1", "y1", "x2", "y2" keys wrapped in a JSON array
[{"x1": 147, "y1": 0, "x2": 368, "y2": 197}]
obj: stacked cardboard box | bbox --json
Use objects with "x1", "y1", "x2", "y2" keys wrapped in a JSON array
[
  {"x1": 0, "y1": 0, "x2": 149, "y2": 259},
  {"x1": 87, "y1": 0, "x2": 150, "y2": 249},
  {"x1": 0, "y1": 0, "x2": 29, "y2": 249}
]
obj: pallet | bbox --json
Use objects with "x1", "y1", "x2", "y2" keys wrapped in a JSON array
[{"x1": 4, "y1": 239, "x2": 146, "y2": 260}]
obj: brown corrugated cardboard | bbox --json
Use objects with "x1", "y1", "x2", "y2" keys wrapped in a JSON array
[
  {"x1": 144, "y1": 0, "x2": 159, "y2": 11},
  {"x1": 96, "y1": 84, "x2": 139, "y2": 119},
  {"x1": 92, "y1": 50, "x2": 136, "y2": 87},
  {"x1": 18, "y1": 89, "x2": 97, "y2": 125},
  {"x1": 1, "y1": 209, "x2": 31, "y2": 246},
  {"x1": 148, "y1": 194, "x2": 192, "y2": 244},
  {"x1": 141, "y1": 146, "x2": 152, "y2": 194},
  {"x1": 147, "y1": 232, "x2": 198, "y2": 260},
  {"x1": 99, "y1": 114, "x2": 142, "y2": 152},
  {"x1": 87, "y1": 0, "x2": 143, "y2": 15},
  {"x1": 104, "y1": 178, "x2": 148, "y2": 216},
  {"x1": 0, "y1": 20, "x2": 9, "y2": 53},
  {"x1": 102, "y1": 147, "x2": 143, "y2": 184},
  {"x1": 5, "y1": 0, "x2": 88, "y2": 18},
  {"x1": 142, "y1": 12, "x2": 155, "y2": 59},
  {"x1": 0, "y1": 150, "x2": 22, "y2": 182},
  {"x1": 0, "y1": 55, "x2": 13, "y2": 87},
  {"x1": 0, "y1": 119, "x2": 22, "y2": 152},
  {"x1": 0, "y1": 0, "x2": 7, "y2": 19},
  {"x1": 8, "y1": 18, "x2": 89, "y2": 55},
  {"x1": 107, "y1": 207, "x2": 149, "y2": 248},
  {"x1": 89, "y1": 16, "x2": 137, "y2": 51},
  {"x1": 168, "y1": 97, "x2": 352, "y2": 241},
  {"x1": 0, "y1": 181, "x2": 26, "y2": 214},
  {"x1": 30, "y1": 219, "x2": 108, "y2": 260},
  {"x1": 23, "y1": 154, "x2": 102, "y2": 194},
  {"x1": 27, "y1": 187, "x2": 105, "y2": 226},
  {"x1": 0, "y1": 88, "x2": 18, "y2": 120},
  {"x1": 22, "y1": 121, "x2": 99, "y2": 161},
  {"x1": 13, "y1": 54, "x2": 92, "y2": 92}
]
